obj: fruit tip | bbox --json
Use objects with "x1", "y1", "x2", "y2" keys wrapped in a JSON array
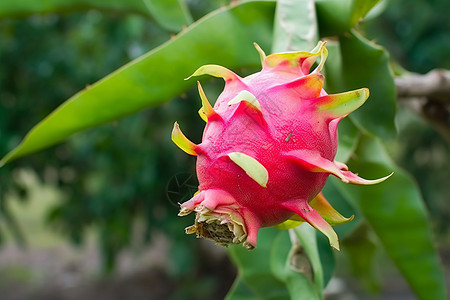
[
  {"x1": 332, "y1": 241, "x2": 340, "y2": 251},
  {"x1": 253, "y1": 42, "x2": 266, "y2": 66},
  {"x1": 367, "y1": 172, "x2": 394, "y2": 184},
  {"x1": 363, "y1": 87, "x2": 370, "y2": 98}
]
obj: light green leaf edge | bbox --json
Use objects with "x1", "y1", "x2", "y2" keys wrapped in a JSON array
[
  {"x1": 0, "y1": 1, "x2": 275, "y2": 167},
  {"x1": 140, "y1": 0, "x2": 193, "y2": 32},
  {"x1": 315, "y1": 0, "x2": 381, "y2": 36},
  {"x1": 272, "y1": 0, "x2": 318, "y2": 52},
  {"x1": 0, "y1": 0, "x2": 192, "y2": 32},
  {"x1": 333, "y1": 136, "x2": 447, "y2": 300}
]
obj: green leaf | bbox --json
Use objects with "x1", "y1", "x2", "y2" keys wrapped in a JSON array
[
  {"x1": 139, "y1": 0, "x2": 193, "y2": 32},
  {"x1": 325, "y1": 31, "x2": 396, "y2": 139},
  {"x1": 272, "y1": 0, "x2": 318, "y2": 52},
  {"x1": 342, "y1": 224, "x2": 381, "y2": 292},
  {"x1": 273, "y1": 227, "x2": 321, "y2": 299},
  {"x1": 349, "y1": 0, "x2": 382, "y2": 25},
  {"x1": 315, "y1": 0, "x2": 380, "y2": 36},
  {"x1": 316, "y1": 232, "x2": 335, "y2": 287},
  {"x1": 340, "y1": 31, "x2": 396, "y2": 138},
  {"x1": 335, "y1": 118, "x2": 360, "y2": 163},
  {"x1": 0, "y1": 1, "x2": 275, "y2": 166},
  {"x1": 227, "y1": 228, "x2": 291, "y2": 299},
  {"x1": 322, "y1": 39, "x2": 342, "y2": 92},
  {"x1": 0, "y1": 0, "x2": 192, "y2": 32},
  {"x1": 334, "y1": 136, "x2": 447, "y2": 300},
  {"x1": 227, "y1": 227, "x2": 322, "y2": 300},
  {"x1": 225, "y1": 277, "x2": 260, "y2": 300},
  {"x1": 291, "y1": 225, "x2": 324, "y2": 298}
]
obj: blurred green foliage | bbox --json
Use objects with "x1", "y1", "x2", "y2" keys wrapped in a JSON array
[
  {"x1": 363, "y1": 0, "x2": 450, "y2": 73},
  {"x1": 363, "y1": 0, "x2": 450, "y2": 235},
  {"x1": 0, "y1": 9, "x2": 199, "y2": 272}
]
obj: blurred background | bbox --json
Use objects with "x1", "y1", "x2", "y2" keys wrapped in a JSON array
[{"x1": 0, "y1": 0, "x2": 449, "y2": 299}]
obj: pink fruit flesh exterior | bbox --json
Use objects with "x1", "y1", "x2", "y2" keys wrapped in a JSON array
[{"x1": 172, "y1": 42, "x2": 391, "y2": 250}]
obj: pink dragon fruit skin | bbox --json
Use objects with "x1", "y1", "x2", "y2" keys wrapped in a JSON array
[{"x1": 172, "y1": 42, "x2": 391, "y2": 250}]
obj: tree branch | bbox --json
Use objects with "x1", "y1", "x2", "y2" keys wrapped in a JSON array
[{"x1": 395, "y1": 69, "x2": 450, "y2": 142}]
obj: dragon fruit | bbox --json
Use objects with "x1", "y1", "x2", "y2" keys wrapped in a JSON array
[{"x1": 172, "y1": 42, "x2": 390, "y2": 250}]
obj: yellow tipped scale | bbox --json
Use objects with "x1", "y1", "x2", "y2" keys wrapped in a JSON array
[
  {"x1": 186, "y1": 64, "x2": 240, "y2": 82},
  {"x1": 316, "y1": 88, "x2": 370, "y2": 118},
  {"x1": 171, "y1": 122, "x2": 198, "y2": 156},
  {"x1": 197, "y1": 81, "x2": 221, "y2": 122},
  {"x1": 275, "y1": 192, "x2": 353, "y2": 229},
  {"x1": 309, "y1": 193, "x2": 354, "y2": 225},
  {"x1": 281, "y1": 199, "x2": 341, "y2": 250}
]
